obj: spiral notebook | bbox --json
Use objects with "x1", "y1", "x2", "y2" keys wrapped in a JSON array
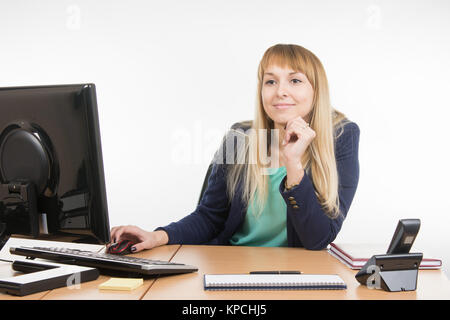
[{"x1": 203, "y1": 274, "x2": 346, "y2": 291}]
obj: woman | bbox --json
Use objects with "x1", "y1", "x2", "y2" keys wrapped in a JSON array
[{"x1": 110, "y1": 44, "x2": 360, "y2": 251}]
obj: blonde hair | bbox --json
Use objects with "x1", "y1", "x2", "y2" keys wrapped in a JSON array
[{"x1": 225, "y1": 44, "x2": 347, "y2": 219}]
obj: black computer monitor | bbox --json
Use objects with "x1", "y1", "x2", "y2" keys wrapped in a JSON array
[{"x1": 0, "y1": 84, "x2": 110, "y2": 247}]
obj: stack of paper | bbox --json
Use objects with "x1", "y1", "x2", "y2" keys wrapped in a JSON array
[{"x1": 328, "y1": 243, "x2": 442, "y2": 270}]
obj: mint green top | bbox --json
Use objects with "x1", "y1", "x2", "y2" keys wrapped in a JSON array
[{"x1": 230, "y1": 166, "x2": 288, "y2": 247}]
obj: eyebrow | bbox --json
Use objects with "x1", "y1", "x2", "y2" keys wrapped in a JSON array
[{"x1": 263, "y1": 72, "x2": 302, "y2": 77}]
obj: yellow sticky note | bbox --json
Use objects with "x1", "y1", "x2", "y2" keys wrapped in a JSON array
[{"x1": 99, "y1": 277, "x2": 144, "y2": 291}]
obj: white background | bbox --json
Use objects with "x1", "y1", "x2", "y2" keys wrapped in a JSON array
[{"x1": 1, "y1": 0, "x2": 449, "y2": 278}]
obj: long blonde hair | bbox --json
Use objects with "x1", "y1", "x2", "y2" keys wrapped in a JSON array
[{"x1": 224, "y1": 44, "x2": 347, "y2": 219}]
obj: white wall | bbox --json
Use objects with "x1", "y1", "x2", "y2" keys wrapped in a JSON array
[{"x1": 1, "y1": 0, "x2": 449, "y2": 278}]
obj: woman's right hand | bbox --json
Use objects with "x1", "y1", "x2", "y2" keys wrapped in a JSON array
[{"x1": 109, "y1": 225, "x2": 169, "y2": 253}]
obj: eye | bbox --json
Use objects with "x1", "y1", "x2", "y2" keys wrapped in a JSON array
[
  {"x1": 264, "y1": 80, "x2": 275, "y2": 85},
  {"x1": 291, "y1": 79, "x2": 302, "y2": 84}
]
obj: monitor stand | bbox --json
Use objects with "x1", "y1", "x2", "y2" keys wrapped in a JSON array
[
  {"x1": 14, "y1": 233, "x2": 102, "y2": 245},
  {"x1": 0, "y1": 223, "x2": 10, "y2": 252},
  {"x1": 72, "y1": 235, "x2": 102, "y2": 245},
  {"x1": 0, "y1": 259, "x2": 99, "y2": 296}
]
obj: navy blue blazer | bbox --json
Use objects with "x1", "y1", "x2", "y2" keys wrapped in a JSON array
[{"x1": 157, "y1": 121, "x2": 360, "y2": 250}]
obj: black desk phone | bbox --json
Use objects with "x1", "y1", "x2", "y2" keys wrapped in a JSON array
[{"x1": 356, "y1": 219, "x2": 422, "y2": 292}]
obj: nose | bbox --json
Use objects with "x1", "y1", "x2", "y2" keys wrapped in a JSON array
[{"x1": 276, "y1": 81, "x2": 289, "y2": 97}]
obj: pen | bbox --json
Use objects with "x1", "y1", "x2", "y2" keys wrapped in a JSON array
[{"x1": 249, "y1": 271, "x2": 301, "y2": 274}]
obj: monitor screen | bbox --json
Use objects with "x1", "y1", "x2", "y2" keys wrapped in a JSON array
[{"x1": 0, "y1": 84, "x2": 110, "y2": 244}]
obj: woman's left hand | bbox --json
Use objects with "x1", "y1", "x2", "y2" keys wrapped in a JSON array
[{"x1": 281, "y1": 116, "x2": 316, "y2": 166}]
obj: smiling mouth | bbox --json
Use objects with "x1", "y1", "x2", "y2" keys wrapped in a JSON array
[{"x1": 273, "y1": 104, "x2": 295, "y2": 109}]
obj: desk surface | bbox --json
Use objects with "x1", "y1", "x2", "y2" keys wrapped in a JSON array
[
  {"x1": 143, "y1": 245, "x2": 450, "y2": 300},
  {"x1": 1, "y1": 244, "x2": 449, "y2": 300}
]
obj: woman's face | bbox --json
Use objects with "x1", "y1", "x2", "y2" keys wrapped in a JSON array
[{"x1": 261, "y1": 64, "x2": 314, "y2": 128}]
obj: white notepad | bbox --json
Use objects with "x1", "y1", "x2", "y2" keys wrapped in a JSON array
[{"x1": 203, "y1": 274, "x2": 346, "y2": 291}]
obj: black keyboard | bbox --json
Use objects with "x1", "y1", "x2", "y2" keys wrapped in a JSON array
[{"x1": 9, "y1": 246, "x2": 198, "y2": 276}]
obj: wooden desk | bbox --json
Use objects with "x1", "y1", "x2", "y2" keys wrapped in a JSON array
[
  {"x1": 1, "y1": 244, "x2": 449, "y2": 300},
  {"x1": 143, "y1": 245, "x2": 450, "y2": 300}
]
